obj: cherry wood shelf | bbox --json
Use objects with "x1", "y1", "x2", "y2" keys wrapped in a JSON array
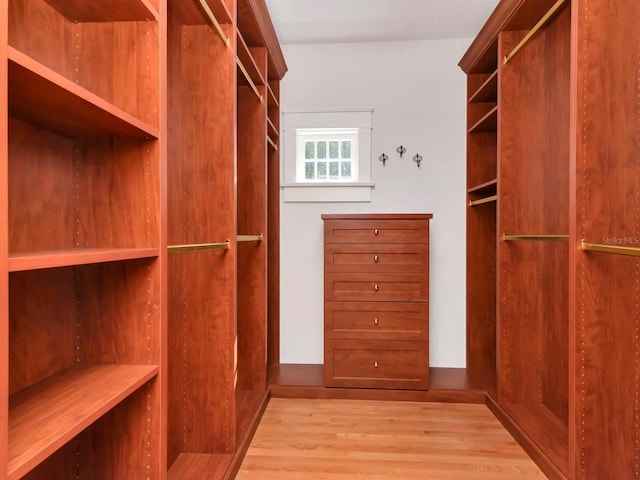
[
  {"x1": 8, "y1": 364, "x2": 159, "y2": 480},
  {"x1": 8, "y1": 248, "x2": 159, "y2": 272},
  {"x1": 167, "y1": 453, "x2": 232, "y2": 480},
  {"x1": 237, "y1": 31, "x2": 266, "y2": 87},
  {"x1": 468, "y1": 105, "x2": 498, "y2": 133},
  {"x1": 8, "y1": 47, "x2": 159, "y2": 139},
  {"x1": 169, "y1": 0, "x2": 233, "y2": 26},
  {"x1": 468, "y1": 178, "x2": 498, "y2": 194},
  {"x1": 43, "y1": 0, "x2": 158, "y2": 22},
  {"x1": 468, "y1": 69, "x2": 498, "y2": 103}
]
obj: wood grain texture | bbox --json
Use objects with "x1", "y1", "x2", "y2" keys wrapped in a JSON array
[
  {"x1": 325, "y1": 301, "x2": 428, "y2": 342},
  {"x1": 0, "y1": 0, "x2": 8, "y2": 473},
  {"x1": 323, "y1": 216, "x2": 432, "y2": 245},
  {"x1": 325, "y1": 272, "x2": 429, "y2": 303},
  {"x1": 43, "y1": 0, "x2": 158, "y2": 22},
  {"x1": 497, "y1": 6, "x2": 570, "y2": 475},
  {"x1": 8, "y1": 365, "x2": 158, "y2": 479},
  {"x1": 168, "y1": 453, "x2": 233, "y2": 480},
  {"x1": 325, "y1": 243, "x2": 429, "y2": 274},
  {"x1": 237, "y1": 398, "x2": 546, "y2": 479},
  {"x1": 573, "y1": 0, "x2": 640, "y2": 477}
]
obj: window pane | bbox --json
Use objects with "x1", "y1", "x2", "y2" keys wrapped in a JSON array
[
  {"x1": 329, "y1": 141, "x2": 339, "y2": 159},
  {"x1": 341, "y1": 141, "x2": 351, "y2": 159},
  {"x1": 305, "y1": 142, "x2": 315, "y2": 159},
  {"x1": 341, "y1": 161, "x2": 351, "y2": 178},
  {"x1": 317, "y1": 141, "x2": 327, "y2": 159},
  {"x1": 317, "y1": 161, "x2": 327, "y2": 179},
  {"x1": 329, "y1": 161, "x2": 339, "y2": 178},
  {"x1": 305, "y1": 162, "x2": 315, "y2": 179}
]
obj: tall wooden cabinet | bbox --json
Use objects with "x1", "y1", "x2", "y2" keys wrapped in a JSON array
[
  {"x1": 461, "y1": 0, "x2": 640, "y2": 478},
  {"x1": 2, "y1": 0, "x2": 166, "y2": 478},
  {"x1": 0, "y1": 0, "x2": 285, "y2": 478},
  {"x1": 166, "y1": 0, "x2": 285, "y2": 478}
]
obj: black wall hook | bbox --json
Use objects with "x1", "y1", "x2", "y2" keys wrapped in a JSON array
[
  {"x1": 396, "y1": 145, "x2": 406, "y2": 158},
  {"x1": 378, "y1": 153, "x2": 389, "y2": 166},
  {"x1": 413, "y1": 153, "x2": 423, "y2": 168}
]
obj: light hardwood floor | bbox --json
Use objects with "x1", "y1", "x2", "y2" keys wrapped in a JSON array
[{"x1": 236, "y1": 398, "x2": 546, "y2": 479}]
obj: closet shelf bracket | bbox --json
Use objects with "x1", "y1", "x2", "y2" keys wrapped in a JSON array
[
  {"x1": 197, "y1": 0, "x2": 230, "y2": 47},
  {"x1": 469, "y1": 195, "x2": 497, "y2": 206},
  {"x1": 168, "y1": 241, "x2": 231, "y2": 255},
  {"x1": 503, "y1": 0, "x2": 567, "y2": 64},
  {"x1": 581, "y1": 240, "x2": 640, "y2": 257},
  {"x1": 502, "y1": 234, "x2": 569, "y2": 242},
  {"x1": 237, "y1": 234, "x2": 263, "y2": 242}
]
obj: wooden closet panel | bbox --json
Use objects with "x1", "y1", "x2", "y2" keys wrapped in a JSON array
[
  {"x1": 574, "y1": 0, "x2": 640, "y2": 477},
  {"x1": 237, "y1": 82, "x2": 267, "y2": 394},
  {"x1": 8, "y1": 269, "x2": 76, "y2": 394},
  {"x1": 167, "y1": 23, "x2": 236, "y2": 245},
  {"x1": 466, "y1": 206, "x2": 496, "y2": 388},
  {"x1": 75, "y1": 259, "x2": 161, "y2": 365},
  {"x1": 8, "y1": 118, "x2": 74, "y2": 252},
  {"x1": 168, "y1": 253, "x2": 235, "y2": 454},
  {"x1": 0, "y1": 0, "x2": 7, "y2": 472},
  {"x1": 467, "y1": 133, "x2": 497, "y2": 188},
  {"x1": 498, "y1": 7, "x2": 570, "y2": 475}
]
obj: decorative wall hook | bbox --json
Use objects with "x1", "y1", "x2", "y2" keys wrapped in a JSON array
[
  {"x1": 412, "y1": 153, "x2": 423, "y2": 168},
  {"x1": 396, "y1": 145, "x2": 406, "y2": 158},
  {"x1": 378, "y1": 153, "x2": 389, "y2": 166}
]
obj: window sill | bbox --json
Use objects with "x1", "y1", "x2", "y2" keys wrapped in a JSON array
[{"x1": 282, "y1": 182, "x2": 374, "y2": 203}]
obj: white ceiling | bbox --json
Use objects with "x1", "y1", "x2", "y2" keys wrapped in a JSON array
[{"x1": 264, "y1": 0, "x2": 499, "y2": 45}]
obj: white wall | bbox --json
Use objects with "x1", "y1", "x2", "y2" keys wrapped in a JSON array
[{"x1": 279, "y1": 38, "x2": 471, "y2": 367}]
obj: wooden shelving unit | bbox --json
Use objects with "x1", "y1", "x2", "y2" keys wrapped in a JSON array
[
  {"x1": 2, "y1": 0, "x2": 165, "y2": 478},
  {"x1": 166, "y1": 0, "x2": 286, "y2": 478},
  {"x1": 461, "y1": 0, "x2": 640, "y2": 478}
]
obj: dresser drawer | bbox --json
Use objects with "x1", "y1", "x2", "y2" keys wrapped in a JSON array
[
  {"x1": 324, "y1": 243, "x2": 429, "y2": 273},
  {"x1": 324, "y1": 340, "x2": 428, "y2": 389},
  {"x1": 325, "y1": 301, "x2": 428, "y2": 341},
  {"x1": 323, "y1": 219, "x2": 429, "y2": 245},
  {"x1": 325, "y1": 272, "x2": 428, "y2": 302}
]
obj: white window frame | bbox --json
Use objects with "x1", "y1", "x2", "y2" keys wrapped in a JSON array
[
  {"x1": 282, "y1": 109, "x2": 374, "y2": 203},
  {"x1": 296, "y1": 128, "x2": 358, "y2": 183}
]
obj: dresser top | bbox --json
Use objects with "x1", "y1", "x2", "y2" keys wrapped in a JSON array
[{"x1": 321, "y1": 213, "x2": 433, "y2": 220}]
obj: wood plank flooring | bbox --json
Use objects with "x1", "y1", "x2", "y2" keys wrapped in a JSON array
[{"x1": 236, "y1": 398, "x2": 547, "y2": 479}]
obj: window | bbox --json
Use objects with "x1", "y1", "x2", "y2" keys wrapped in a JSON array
[
  {"x1": 297, "y1": 128, "x2": 358, "y2": 182},
  {"x1": 282, "y1": 109, "x2": 374, "y2": 202}
]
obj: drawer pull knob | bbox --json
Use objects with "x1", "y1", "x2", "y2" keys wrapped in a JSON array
[
  {"x1": 374, "y1": 361, "x2": 379, "y2": 368},
  {"x1": 374, "y1": 229, "x2": 379, "y2": 236},
  {"x1": 374, "y1": 255, "x2": 379, "y2": 262},
  {"x1": 374, "y1": 284, "x2": 379, "y2": 291},
  {"x1": 374, "y1": 317, "x2": 379, "y2": 325}
]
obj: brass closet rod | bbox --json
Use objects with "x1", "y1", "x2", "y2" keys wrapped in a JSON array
[
  {"x1": 503, "y1": 0, "x2": 567, "y2": 64},
  {"x1": 197, "y1": 0, "x2": 230, "y2": 47},
  {"x1": 168, "y1": 240, "x2": 231, "y2": 255},
  {"x1": 581, "y1": 240, "x2": 640, "y2": 257},
  {"x1": 237, "y1": 234, "x2": 263, "y2": 242},
  {"x1": 469, "y1": 195, "x2": 497, "y2": 206},
  {"x1": 503, "y1": 234, "x2": 569, "y2": 242},
  {"x1": 236, "y1": 58, "x2": 264, "y2": 102},
  {"x1": 267, "y1": 136, "x2": 277, "y2": 150}
]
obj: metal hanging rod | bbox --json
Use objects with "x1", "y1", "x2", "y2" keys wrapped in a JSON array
[
  {"x1": 236, "y1": 58, "x2": 264, "y2": 102},
  {"x1": 168, "y1": 240, "x2": 230, "y2": 255},
  {"x1": 581, "y1": 240, "x2": 640, "y2": 257},
  {"x1": 503, "y1": 0, "x2": 567, "y2": 64},
  {"x1": 197, "y1": 0, "x2": 230, "y2": 47},
  {"x1": 469, "y1": 195, "x2": 497, "y2": 207},
  {"x1": 503, "y1": 234, "x2": 569, "y2": 242},
  {"x1": 237, "y1": 234, "x2": 263, "y2": 242},
  {"x1": 267, "y1": 136, "x2": 278, "y2": 150}
]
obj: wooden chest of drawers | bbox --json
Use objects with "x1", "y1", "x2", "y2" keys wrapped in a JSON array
[{"x1": 322, "y1": 213, "x2": 432, "y2": 390}]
